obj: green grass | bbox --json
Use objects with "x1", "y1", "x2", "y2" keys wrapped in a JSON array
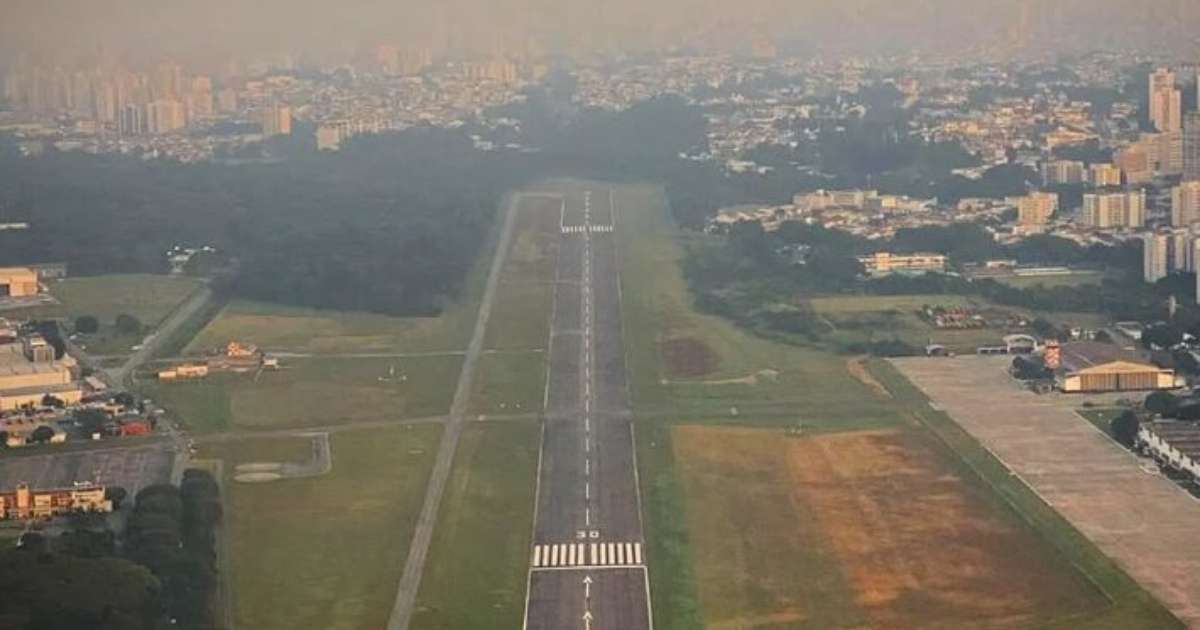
[
  {"x1": 143, "y1": 355, "x2": 461, "y2": 433},
  {"x1": 484, "y1": 281, "x2": 553, "y2": 351},
  {"x1": 808, "y1": 294, "x2": 974, "y2": 313},
  {"x1": 469, "y1": 351, "x2": 545, "y2": 415},
  {"x1": 200, "y1": 424, "x2": 442, "y2": 630},
  {"x1": 11, "y1": 274, "x2": 204, "y2": 355},
  {"x1": 994, "y1": 271, "x2": 1107, "y2": 289},
  {"x1": 411, "y1": 421, "x2": 540, "y2": 629},
  {"x1": 635, "y1": 422, "x2": 704, "y2": 630},
  {"x1": 868, "y1": 360, "x2": 1183, "y2": 629},
  {"x1": 613, "y1": 184, "x2": 897, "y2": 421}
]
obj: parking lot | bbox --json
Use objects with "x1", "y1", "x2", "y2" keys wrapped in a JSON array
[{"x1": 0, "y1": 442, "x2": 175, "y2": 496}]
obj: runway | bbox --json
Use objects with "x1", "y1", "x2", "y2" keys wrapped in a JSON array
[{"x1": 523, "y1": 188, "x2": 652, "y2": 630}]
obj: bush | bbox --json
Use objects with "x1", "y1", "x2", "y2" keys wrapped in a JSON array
[
  {"x1": 74, "y1": 315, "x2": 99, "y2": 334},
  {"x1": 114, "y1": 313, "x2": 143, "y2": 335}
]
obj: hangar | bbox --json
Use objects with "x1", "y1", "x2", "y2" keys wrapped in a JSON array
[{"x1": 1058, "y1": 342, "x2": 1177, "y2": 393}]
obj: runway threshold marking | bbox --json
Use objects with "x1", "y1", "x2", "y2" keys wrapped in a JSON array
[{"x1": 530, "y1": 542, "x2": 644, "y2": 568}]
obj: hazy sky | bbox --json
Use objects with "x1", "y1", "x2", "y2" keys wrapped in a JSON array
[{"x1": 2, "y1": 0, "x2": 1198, "y2": 65}]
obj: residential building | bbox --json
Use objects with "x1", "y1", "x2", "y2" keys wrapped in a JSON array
[
  {"x1": 1184, "y1": 112, "x2": 1200, "y2": 181},
  {"x1": 1088, "y1": 163, "x2": 1123, "y2": 187},
  {"x1": 1013, "y1": 192, "x2": 1059, "y2": 225},
  {"x1": 1172, "y1": 181, "x2": 1200, "y2": 227},
  {"x1": 1150, "y1": 67, "x2": 1182, "y2": 133},
  {"x1": 1116, "y1": 142, "x2": 1153, "y2": 184},
  {"x1": 146, "y1": 99, "x2": 187, "y2": 134},
  {"x1": 1081, "y1": 190, "x2": 1146, "y2": 228},
  {"x1": 1144, "y1": 232, "x2": 1170, "y2": 282},
  {"x1": 857, "y1": 252, "x2": 947, "y2": 276},
  {"x1": 1041, "y1": 160, "x2": 1085, "y2": 186},
  {"x1": 260, "y1": 102, "x2": 292, "y2": 137}
]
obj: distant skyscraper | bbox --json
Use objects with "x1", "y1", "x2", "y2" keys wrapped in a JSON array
[
  {"x1": 1173, "y1": 181, "x2": 1200, "y2": 227},
  {"x1": 118, "y1": 103, "x2": 144, "y2": 135},
  {"x1": 1144, "y1": 232, "x2": 1170, "y2": 282},
  {"x1": 146, "y1": 99, "x2": 186, "y2": 134},
  {"x1": 260, "y1": 103, "x2": 292, "y2": 137},
  {"x1": 1150, "y1": 67, "x2": 1182, "y2": 133},
  {"x1": 1184, "y1": 112, "x2": 1200, "y2": 181}
]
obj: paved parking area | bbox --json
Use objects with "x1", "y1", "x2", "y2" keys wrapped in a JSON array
[
  {"x1": 0, "y1": 444, "x2": 174, "y2": 496},
  {"x1": 893, "y1": 355, "x2": 1200, "y2": 627}
]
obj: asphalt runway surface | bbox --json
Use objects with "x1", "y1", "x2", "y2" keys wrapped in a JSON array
[{"x1": 524, "y1": 188, "x2": 652, "y2": 630}]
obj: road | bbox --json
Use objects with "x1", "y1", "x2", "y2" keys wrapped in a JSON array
[
  {"x1": 386, "y1": 191, "x2": 522, "y2": 630},
  {"x1": 107, "y1": 283, "x2": 214, "y2": 387},
  {"x1": 523, "y1": 188, "x2": 653, "y2": 630}
]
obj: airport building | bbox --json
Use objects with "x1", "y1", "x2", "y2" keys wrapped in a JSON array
[
  {"x1": 857, "y1": 252, "x2": 947, "y2": 276},
  {"x1": 1057, "y1": 342, "x2": 1177, "y2": 393},
  {"x1": 0, "y1": 334, "x2": 82, "y2": 411},
  {"x1": 0, "y1": 482, "x2": 111, "y2": 520},
  {"x1": 0, "y1": 267, "x2": 38, "y2": 297}
]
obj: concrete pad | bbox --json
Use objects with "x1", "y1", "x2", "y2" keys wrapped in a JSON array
[{"x1": 893, "y1": 355, "x2": 1200, "y2": 627}]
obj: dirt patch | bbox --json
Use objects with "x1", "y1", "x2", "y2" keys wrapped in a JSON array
[
  {"x1": 671, "y1": 425, "x2": 1104, "y2": 629},
  {"x1": 659, "y1": 336, "x2": 719, "y2": 378},
  {"x1": 846, "y1": 357, "x2": 891, "y2": 399}
]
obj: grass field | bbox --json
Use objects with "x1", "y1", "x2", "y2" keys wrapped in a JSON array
[
  {"x1": 810, "y1": 294, "x2": 1109, "y2": 354},
  {"x1": 201, "y1": 424, "x2": 441, "y2": 630},
  {"x1": 992, "y1": 271, "x2": 1107, "y2": 289},
  {"x1": 11, "y1": 274, "x2": 204, "y2": 355},
  {"x1": 673, "y1": 424, "x2": 1105, "y2": 629},
  {"x1": 469, "y1": 351, "x2": 545, "y2": 415},
  {"x1": 411, "y1": 422, "x2": 540, "y2": 629},
  {"x1": 604, "y1": 180, "x2": 1179, "y2": 629},
  {"x1": 614, "y1": 184, "x2": 898, "y2": 422},
  {"x1": 144, "y1": 355, "x2": 461, "y2": 433}
]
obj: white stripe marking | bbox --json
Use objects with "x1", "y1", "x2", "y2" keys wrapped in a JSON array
[{"x1": 634, "y1": 543, "x2": 642, "y2": 564}]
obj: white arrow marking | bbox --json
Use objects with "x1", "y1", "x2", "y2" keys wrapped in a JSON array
[
  {"x1": 583, "y1": 575, "x2": 593, "y2": 599},
  {"x1": 583, "y1": 608, "x2": 593, "y2": 630}
]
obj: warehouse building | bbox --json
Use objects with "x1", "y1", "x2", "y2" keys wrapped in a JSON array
[
  {"x1": 0, "y1": 334, "x2": 82, "y2": 411},
  {"x1": 1057, "y1": 342, "x2": 1178, "y2": 393},
  {"x1": 0, "y1": 267, "x2": 38, "y2": 297}
]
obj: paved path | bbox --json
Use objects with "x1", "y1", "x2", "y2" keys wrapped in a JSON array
[
  {"x1": 385, "y1": 191, "x2": 522, "y2": 630},
  {"x1": 109, "y1": 284, "x2": 214, "y2": 387}
]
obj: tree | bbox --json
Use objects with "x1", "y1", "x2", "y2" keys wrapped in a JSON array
[
  {"x1": 74, "y1": 315, "x2": 99, "y2": 334},
  {"x1": 41, "y1": 393, "x2": 64, "y2": 408},
  {"x1": 114, "y1": 313, "x2": 143, "y2": 335},
  {"x1": 30, "y1": 425, "x2": 54, "y2": 444},
  {"x1": 74, "y1": 408, "x2": 108, "y2": 435},
  {"x1": 1145, "y1": 391, "x2": 1179, "y2": 416},
  {"x1": 1111, "y1": 410, "x2": 1140, "y2": 447},
  {"x1": 106, "y1": 486, "x2": 129, "y2": 510}
]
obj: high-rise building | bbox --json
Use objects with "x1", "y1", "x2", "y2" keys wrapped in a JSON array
[
  {"x1": 1144, "y1": 232, "x2": 1170, "y2": 282},
  {"x1": 1082, "y1": 190, "x2": 1146, "y2": 229},
  {"x1": 1041, "y1": 160, "x2": 1085, "y2": 186},
  {"x1": 188, "y1": 77, "x2": 213, "y2": 119},
  {"x1": 1116, "y1": 143, "x2": 1153, "y2": 184},
  {"x1": 259, "y1": 103, "x2": 292, "y2": 137},
  {"x1": 1150, "y1": 67, "x2": 1182, "y2": 133},
  {"x1": 1088, "y1": 163, "x2": 1123, "y2": 187},
  {"x1": 1173, "y1": 181, "x2": 1200, "y2": 227},
  {"x1": 1184, "y1": 111, "x2": 1200, "y2": 181},
  {"x1": 1013, "y1": 192, "x2": 1059, "y2": 225},
  {"x1": 118, "y1": 103, "x2": 144, "y2": 135},
  {"x1": 146, "y1": 99, "x2": 187, "y2": 134}
]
